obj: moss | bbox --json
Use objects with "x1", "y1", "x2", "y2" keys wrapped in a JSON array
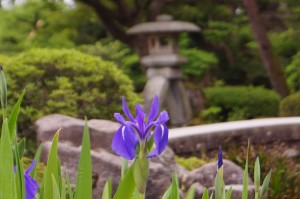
[{"x1": 175, "y1": 156, "x2": 208, "y2": 171}]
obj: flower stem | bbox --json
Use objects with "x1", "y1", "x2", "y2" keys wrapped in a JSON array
[{"x1": 139, "y1": 193, "x2": 145, "y2": 199}]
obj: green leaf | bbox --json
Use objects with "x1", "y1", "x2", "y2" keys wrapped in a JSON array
[
  {"x1": 8, "y1": 88, "x2": 26, "y2": 139},
  {"x1": 201, "y1": 188, "x2": 209, "y2": 199},
  {"x1": 15, "y1": 157, "x2": 25, "y2": 199},
  {"x1": 30, "y1": 145, "x2": 43, "y2": 178},
  {"x1": 42, "y1": 129, "x2": 61, "y2": 199},
  {"x1": 61, "y1": 176, "x2": 66, "y2": 199},
  {"x1": 121, "y1": 159, "x2": 128, "y2": 180},
  {"x1": 16, "y1": 138, "x2": 26, "y2": 159},
  {"x1": 52, "y1": 174, "x2": 61, "y2": 199},
  {"x1": 242, "y1": 142, "x2": 250, "y2": 199},
  {"x1": 254, "y1": 156, "x2": 261, "y2": 199},
  {"x1": 214, "y1": 168, "x2": 225, "y2": 199},
  {"x1": 0, "y1": 119, "x2": 16, "y2": 199},
  {"x1": 113, "y1": 163, "x2": 135, "y2": 199},
  {"x1": 162, "y1": 173, "x2": 180, "y2": 199},
  {"x1": 14, "y1": 137, "x2": 26, "y2": 199},
  {"x1": 225, "y1": 187, "x2": 232, "y2": 199},
  {"x1": 66, "y1": 172, "x2": 74, "y2": 199},
  {"x1": 74, "y1": 120, "x2": 92, "y2": 199},
  {"x1": 0, "y1": 69, "x2": 7, "y2": 117},
  {"x1": 146, "y1": 136, "x2": 154, "y2": 152},
  {"x1": 102, "y1": 178, "x2": 112, "y2": 199},
  {"x1": 260, "y1": 169, "x2": 272, "y2": 199},
  {"x1": 186, "y1": 185, "x2": 195, "y2": 199}
]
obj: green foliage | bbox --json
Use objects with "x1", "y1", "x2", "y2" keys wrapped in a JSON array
[
  {"x1": 0, "y1": 48, "x2": 139, "y2": 136},
  {"x1": 285, "y1": 51, "x2": 300, "y2": 92},
  {"x1": 0, "y1": 1, "x2": 104, "y2": 53},
  {"x1": 279, "y1": 91, "x2": 300, "y2": 116},
  {"x1": 79, "y1": 39, "x2": 146, "y2": 92},
  {"x1": 179, "y1": 33, "x2": 218, "y2": 82},
  {"x1": 162, "y1": 173, "x2": 180, "y2": 199},
  {"x1": 74, "y1": 120, "x2": 92, "y2": 199},
  {"x1": 181, "y1": 48, "x2": 218, "y2": 80},
  {"x1": 200, "y1": 106, "x2": 222, "y2": 124},
  {"x1": 203, "y1": 86, "x2": 280, "y2": 122},
  {"x1": 175, "y1": 156, "x2": 208, "y2": 171}
]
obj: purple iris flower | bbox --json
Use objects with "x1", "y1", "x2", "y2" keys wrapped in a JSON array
[
  {"x1": 217, "y1": 146, "x2": 223, "y2": 169},
  {"x1": 112, "y1": 96, "x2": 169, "y2": 160},
  {"x1": 15, "y1": 159, "x2": 39, "y2": 199}
]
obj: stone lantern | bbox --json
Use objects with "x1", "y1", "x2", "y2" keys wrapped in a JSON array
[{"x1": 127, "y1": 14, "x2": 200, "y2": 126}]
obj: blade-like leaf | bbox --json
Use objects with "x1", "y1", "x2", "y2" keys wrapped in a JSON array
[
  {"x1": 14, "y1": 139, "x2": 25, "y2": 199},
  {"x1": 0, "y1": 119, "x2": 16, "y2": 198},
  {"x1": 186, "y1": 185, "x2": 195, "y2": 199},
  {"x1": 202, "y1": 188, "x2": 209, "y2": 199},
  {"x1": 66, "y1": 172, "x2": 74, "y2": 199},
  {"x1": 225, "y1": 187, "x2": 232, "y2": 199},
  {"x1": 74, "y1": 120, "x2": 92, "y2": 199},
  {"x1": 52, "y1": 174, "x2": 61, "y2": 199},
  {"x1": 16, "y1": 138, "x2": 26, "y2": 159},
  {"x1": 254, "y1": 157, "x2": 260, "y2": 199},
  {"x1": 121, "y1": 159, "x2": 128, "y2": 180},
  {"x1": 61, "y1": 176, "x2": 66, "y2": 199},
  {"x1": 260, "y1": 170, "x2": 272, "y2": 198},
  {"x1": 42, "y1": 129, "x2": 61, "y2": 199},
  {"x1": 102, "y1": 178, "x2": 112, "y2": 199},
  {"x1": 30, "y1": 145, "x2": 42, "y2": 178},
  {"x1": 214, "y1": 168, "x2": 224, "y2": 199},
  {"x1": 0, "y1": 69, "x2": 7, "y2": 117},
  {"x1": 8, "y1": 88, "x2": 26, "y2": 139},
  {"x1": 242, "y1": 141, "x2": 250, "y2": 199},
  {"x1": 113, "y1": 163, "x2": 135, "y2": 199},
  {"x1": 162, "y1": 173, "x2": 180, "y2": 199}
]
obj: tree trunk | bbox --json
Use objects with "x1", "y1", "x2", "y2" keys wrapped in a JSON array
[{"x1": 243, "y1": 0, "x2": 289, "y2": 98}]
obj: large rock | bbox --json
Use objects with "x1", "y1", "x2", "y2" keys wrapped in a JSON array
[
  {"x1": 41, "y1": 142, "x2": 175, "y2": 199},
  {"x1": 182, "y1": 160, "x2": 252, "y2": 189},
  {"x1": 35, "y1": 114, "x2": 119, "y2": 152}
]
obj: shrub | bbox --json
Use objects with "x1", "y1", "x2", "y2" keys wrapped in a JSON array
[
  {"x1": 285, "y1": 51, "x2": 300, "y2": 92},
  {"x1": 79, "y1": 40, "x2": 147, "y2": 92},
  {"x1": 279, "y1": 92, "x2": 300, "y2": 116},
  {"x1": 0, "y1": 48, "x2": 140, "y2": 136},
  {"x1": 203, "y1": 86, "x2": 280, "y2": 122}
]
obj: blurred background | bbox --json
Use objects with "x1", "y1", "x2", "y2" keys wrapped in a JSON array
[{"x1": 0, "y1": 0, "x2": 300, "y2": 198}]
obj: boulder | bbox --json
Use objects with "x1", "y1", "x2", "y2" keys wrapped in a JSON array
[{"x1": 35, "y1": 114, "x2": 119, "y2": 152}]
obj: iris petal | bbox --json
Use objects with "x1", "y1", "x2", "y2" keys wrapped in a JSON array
[
  {"x1": 122, "y1": 96, "x2": 135, "y2": 122},
  {"x1": 156, "y1": 111, "x2": 169, "y2": 124},
  {"x1": 114, "y1": 113, "x2": 126, "y2": 125},
  {"x1": 136, "y1": 104, "x2": 146, "y2": 137},
  {"x1": 147, "y1": 96, "x2": 159, "y2": 124},
  {"x1": 24, "y1": 159, "x2": 39, "y2": 199},
  {"x1": 218, "y1": 146, "x2": 223, "y2": 169},
  {"x1": 25, "y1": 175, "x2": 39, "y2": 199},
  {"x1": 146, "y1": 124, "x2": 169, "y2": 158},
  {"x1": 111, "y1": 126, "x2": 138, "y2": 160}
]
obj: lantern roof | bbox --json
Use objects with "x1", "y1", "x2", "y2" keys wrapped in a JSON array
[{"x1": 127, "y1": 14, "x2": 200, "y2": 35}]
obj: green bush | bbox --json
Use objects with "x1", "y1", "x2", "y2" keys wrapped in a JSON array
[
  {"x1": 203, "y1": 86, "x2": 280, "y2": 122},
  {"x1": 279, "y1": 92, "x2": 300, "y2": 116},
  {"x1": 79, "y1": 40, "x2": 147, "y2": 92},
  {"x1": 0, "y1": 48, "x2": 140, "y2": 136},
  {"x1": 285, "y1": 51, "x2": 300, "y2": 92}
]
